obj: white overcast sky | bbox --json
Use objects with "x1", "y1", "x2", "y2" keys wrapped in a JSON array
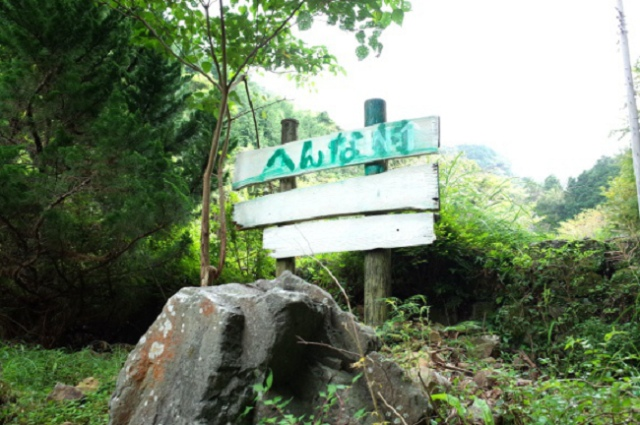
[{"x1": 255, "y1": 0, "x2": 640, "y2": 183}]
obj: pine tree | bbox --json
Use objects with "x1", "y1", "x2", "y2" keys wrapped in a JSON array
[{"x1": 0, "y1": 0, "x2": 205, "y2": 345}]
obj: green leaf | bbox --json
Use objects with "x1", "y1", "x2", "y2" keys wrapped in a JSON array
[
  {"x1": 355, "y1": 45, "x2": 369, "y2": 60},
  {"x1": 432, "y1": 393, "x2": 466, "y2": 418},
  {"x1": 391, "y1": 9, "x2": 404, "y2": 25},
  {"x1": 471, "y1": 398, "x2": 495, "y2": 425},
  {"x1": 140, "y1": 10, "x2": 157, "y2": 24},
  {"x1": 201, "y1": 61, "x2": 212, "y2": 73},
  {"x1": 297, "y1": 10, "x2": 313, "y2": 31},
  {"x1": 265, "y1": 370, "x2": 273, "y2": 389}
]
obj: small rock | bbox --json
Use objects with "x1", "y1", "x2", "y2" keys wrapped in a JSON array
[
  {"x1": 363, "y1": 352, "x2": 430, "y2": 422},
  {"x1": 468, "y1": 335, "x2": 500, "y2": 359},
  {"x1": 47, "y1": 383, "x2": 85, "y2": 402},
  {"x1": 76, "y1": 377, "x2": 99, "y2": 393},
  {"x1": 472, "y1": 370, "x2": 498, "y2": 389},
  {"x1": 409, "y1": 364, "x2": 451, "y2": 393},
  {"x1": 457, "y1": 378, "x2": 478, "y2": 393},
  {"x1": 483, "y1": 387, "x2": 503, "y2": 400},
  {"x1": 418, "y1": 356, "x2": 431, "y2": 368},
  {"x1": 88, "y1": 340, "x2": 111, "y2": 353},
  {"x1": 512, "y1": 354, "x2": 527, "y2": 369},
  {"x1": 428, "y1": 329, "x2": 442, "y2": 345}
]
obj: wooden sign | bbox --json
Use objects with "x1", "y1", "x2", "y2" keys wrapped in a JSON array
[
  {"x1": 233, "y1": 164, "x2": 439, "y2": 229},
  {"x1": 232, "y1": 116, "x2": 440, "y2": 189},
  {"x1": 263, "y1": 213, "x2": 436, "y2": 258}
]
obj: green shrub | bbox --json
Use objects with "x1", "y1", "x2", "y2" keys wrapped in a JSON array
[{"x1": 489, "y1": 240, "x2": 640, "y2": 371}]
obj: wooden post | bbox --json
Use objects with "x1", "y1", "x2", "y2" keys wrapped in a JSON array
[
  {"x1": 275, "y1": 118, "x2": 298, "y2": 277},
  {"x1": 363, "y1": 99, "x2": 392, "y2": 326}
]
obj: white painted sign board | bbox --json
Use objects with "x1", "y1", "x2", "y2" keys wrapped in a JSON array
[
  {"x1": 263, "y1": 213, "x2": 436, "y2": 258},
  {"x1": 231, "y1": 115, "x2": 441, "y2": 258},
  {"x1": 233, "y1": 164, "x2": 439, "y2": 229}
]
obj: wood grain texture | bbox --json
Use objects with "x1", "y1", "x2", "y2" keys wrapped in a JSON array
[
  {"x1": 364, "y1": 248, "x2": 391, "y2": 326},
  {"x1": 263, "y1": 213, "x2": 435, "y2": 258},
  {"x1": 232, "y1": 116, "x2": 440, "y2": 189},
  {"x1": 276, "y1": 119, "x2": 298, "y2": 276},
  {"x1": 233, "y1": 164, "x2": 439, "y2": 229}
]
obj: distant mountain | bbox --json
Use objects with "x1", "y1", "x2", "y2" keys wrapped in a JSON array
[{"x1": 442, "y1": 144, "x2": 513, "y2": 176}]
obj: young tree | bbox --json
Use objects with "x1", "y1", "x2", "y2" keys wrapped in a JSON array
[
  {"x1": 101, "y1": 0, "x2": 411, "y2": 285},
  {"x1": 603, "y1": 150, "x2": 640, "y2": 234},
  {"x1": 534, "y1": 175, "x2": 567, "y2": 231}
]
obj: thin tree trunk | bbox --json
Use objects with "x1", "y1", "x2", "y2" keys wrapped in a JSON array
[
  {"x1": 200, "y1": 90, "x2": 229, "y2": 286},
  {"x1": 616, "y1": 0, "x2": 640, "y2": 220}
]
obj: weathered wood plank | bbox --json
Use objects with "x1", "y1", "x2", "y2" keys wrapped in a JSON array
[
  {"x1": 263, "y1": 213, "x2": 435, "y2": 258},
  {"x1": 232, "y1": 116, "x2": 440, "y2": 189},
  {"x1": 233, "y1": 164, "x2": 439, "y2": 229},
  {"x1": 276, "y1": 118, "x2": 298, "y2": 277}
]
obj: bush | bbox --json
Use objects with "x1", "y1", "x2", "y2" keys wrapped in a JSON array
[{"x1": 488, "y1": 239, "x2": 640, "y2": 369}]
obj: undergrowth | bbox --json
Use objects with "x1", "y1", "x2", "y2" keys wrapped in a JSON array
[
  {"x1": 378, "y1": 294, "x2": 640, "y2": 425},
  {"x1": 0, "y1": 343, "x2": 128, "y2": 425}
]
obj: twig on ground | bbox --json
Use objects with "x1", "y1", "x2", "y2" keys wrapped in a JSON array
[
  {"x1": 429, "y1": 351, "x2": 473, "y2": 375},
  {"x1": 377, "y1": 391, "x2": 409, "y2": 425},
  {"x1": 295, "y1": 336, "x2": 360, "y2": 360}
]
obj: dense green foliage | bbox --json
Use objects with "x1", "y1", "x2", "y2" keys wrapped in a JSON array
[
  {"x1": 0, "y1": 0, "x2": 208, "y2": 346},
  {"x1": 530, "y1": 156, "x2": 622, "y2": 232},
  {"x1": 602, "y1": 150, "x2": 640, "y2": 235},
  {"x1": 532, "y1": 175, "x2": 568, "y2": 231},
  {"x1": 388, "y1": 155, "x2": 533, "y2": 318},
  {"x1": 233, "y1": 84, "x2": 340, "y2": 151},
  {"x1": 565, "y1": 156, "x2": 620, "y2": 219}
]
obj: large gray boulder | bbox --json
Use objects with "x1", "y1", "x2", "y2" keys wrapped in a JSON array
[{"x1": 109, "y1": 272, "x2": 429, "y2": 425}]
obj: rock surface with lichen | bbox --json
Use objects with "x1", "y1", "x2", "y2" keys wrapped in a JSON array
[{"x1": 108, "y1": 272, "x2": 429, "y2": 425}]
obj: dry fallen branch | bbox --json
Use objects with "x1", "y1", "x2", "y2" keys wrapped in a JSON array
[
  {"x1": 517, "y1": 350, "x2": 538, "y2": 369},
  {"x1": 429, "y1": 351, "x2": 473, "y2": 376},
  {"x1": 377, "y1": 391, "x2": 409, "y2": 425},
  {"x1": 295, "y1": 336, "x2": 361, "y2": 360}
]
